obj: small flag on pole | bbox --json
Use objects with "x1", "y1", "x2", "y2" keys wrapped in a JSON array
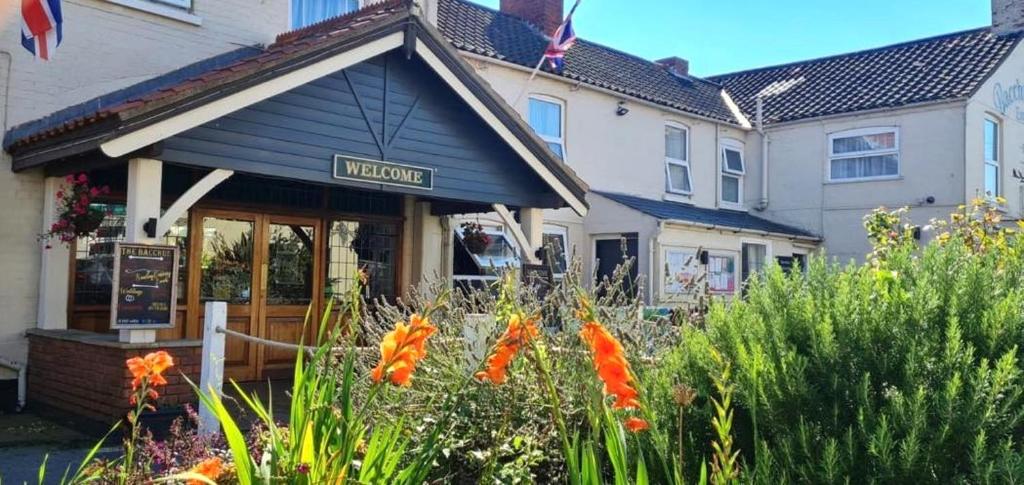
[
  {"x1": 21, "y1": 0, "x2": 63, "y2": 60},
  {"x1": 543, "y1": 0, "x2": 580, "y2": 72}
]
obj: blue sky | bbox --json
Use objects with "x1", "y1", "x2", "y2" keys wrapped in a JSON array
[{"x1": 471, "y1": 0, "x2": 993, "y2": 76}]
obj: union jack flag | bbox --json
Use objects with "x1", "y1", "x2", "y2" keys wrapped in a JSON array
[
  {"x1": 543, "y1": 0, "x2": 581, "y2": 72},
  {"x1": 21, "y1": 0, "x2": 63, "y2": 60}
]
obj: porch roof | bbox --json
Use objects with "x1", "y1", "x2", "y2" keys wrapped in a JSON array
[{"x1": 3, "y1": 0, "x2": 588, "y2": 215}]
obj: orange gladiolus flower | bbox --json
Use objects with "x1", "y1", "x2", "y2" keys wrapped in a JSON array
[
  {"x1": 188, "y1": 457, "x2": 223, "y2": 485},
  {"x1": 624, "y1": 416, "x2": 649, "y2": 433},
  {"x1": 125, "y1": 350, "x2": 174, "y2": 403},
  {"x1": 475, "y1": 313, "x2": 539, "y2": 385},
  {"x1": 579, "y1": 320, "x2": 642, "y2": 411},
  {"x1": 371, "y1": 314, "x2": 437, "y2": 386}
]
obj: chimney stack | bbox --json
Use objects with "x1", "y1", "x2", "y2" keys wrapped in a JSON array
[
  {"x1": 656, "y1": 56, "x2": 690, "y2": 78},
  {"x1": 993, "y1": 0, "x2": 1024, "y2": 36},
  {"x1": 500, "y1": 0, "x2": 565, "y2": 36}
]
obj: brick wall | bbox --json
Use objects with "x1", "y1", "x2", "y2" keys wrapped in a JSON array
[{"x1": 27, "y1": 332, "x2": 201, "y2": 425}]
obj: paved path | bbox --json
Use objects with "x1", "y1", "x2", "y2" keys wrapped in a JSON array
[{"x1": 0, "y1": 445, "x2": 120, "y2": 485}]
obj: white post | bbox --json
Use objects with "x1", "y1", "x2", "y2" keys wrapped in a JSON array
[
  {"x1": 198, "y1": 301, "x2": 227, "y2": 437},
  {"x1": 120, "y1": 158, "x2": 163, "y2": 343},
  {"x1": 519, "y1": 207, "x2": 545, "y2": 263},
  {"x1": 37, "y1": 176, "x2": 69, "y2": 330}
]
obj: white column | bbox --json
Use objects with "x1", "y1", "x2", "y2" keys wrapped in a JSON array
[
  {"x1": 37, "y1": 176, "x2": 69, "y2": 330},
  {"x1": 120, "y1": 158, "x2": 163, "y2": 343},
  {"x1": 519, "y1": 208, "x2": 544, "y2": 263}
]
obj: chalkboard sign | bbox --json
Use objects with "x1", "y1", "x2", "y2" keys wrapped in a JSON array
[
  {"x1": 110, "y1": 243, "x2": 179, "y2": 329},
  {"x1": 521, "y1": 263, "x2": 555, "y2": 300}
]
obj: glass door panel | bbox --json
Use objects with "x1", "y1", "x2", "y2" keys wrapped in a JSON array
[
  {"x1": 260, "y1": 218, "x2": 319, "y2": 376},
  {"x1": 198, "y1": 213, "x2": 259, "y2": 381}
]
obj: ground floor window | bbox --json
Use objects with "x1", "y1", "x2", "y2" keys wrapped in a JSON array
[
  {"x1": 741, "y1": 242, "x2": 768, "y2": 282},
  {"x1": 542, "y1": 225, "x2": 568, "y2": 277},
  {"x1": 326, "y1": 219, "x2": 400, "y2": 301},
  {"x1": 707, "y1": 253, "x2": 736, "y2": 294}
]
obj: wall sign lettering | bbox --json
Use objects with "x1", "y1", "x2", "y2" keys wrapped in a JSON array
[
  {"x1": 333, "y1": 155, "x2": 434, "y2": 190},
  {"x1": 993, "y1": 80, "x2": 1024, "y2": 122},
  {"x1": 110, "y1": 243, "x2": 179, "y2": 329}
]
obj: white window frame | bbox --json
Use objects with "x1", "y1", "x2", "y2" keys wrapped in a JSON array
[
  {"x1": 153, "y1": 0, "x2": 190, "y2": 8},
  {"x1": 105, "y1": 0, "x2": 201, "y2": 24},
  {"x1": 542, "y1": 224, "x2": 569, "y2": 278},
  {"x1": 984, "y1": 115, "x2": 1001, "y2": 199},
  {"x1": 719, "y1": 138, "x2": 745, "y2": 209},
  {"x1": 528, "y1": 95, "x2": 567, "y2": 161},
  {"x1": 664, "y1": 122, "x2": 693, "y2": 195},
  {"x1": 740, "y1": 238, "x2": 772, "y2": 282},
  {"x1": 826, "y1": 127, "x2": 900, "y2": 183}
]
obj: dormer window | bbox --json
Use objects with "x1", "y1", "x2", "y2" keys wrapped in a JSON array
[{"x1": 291, "y1": 0, "x2": 359, "y2": 29}]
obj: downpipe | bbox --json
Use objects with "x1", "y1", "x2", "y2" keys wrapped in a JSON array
[{"x1": 755, "y1": 96, "x2": 770, "y2": 211}]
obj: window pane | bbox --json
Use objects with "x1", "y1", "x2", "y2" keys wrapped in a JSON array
[
  {"x1": 832, "y1": 131, "x2": 896, "y2": 154},
  {"x1": 291, "y1": 0, "x2": 359, "y2": 29},
  {"x1": 722, "y1": 175, "x2": 740, "y2": 203},
  {"x1": 200, "y1": 217, "x2": 254, "y2": 304},
  {"x1": 546, "y1": 142, "x2": 564, "y2": 159},
  {"x1": 665, "y1": 126, "x2": 687, "y2": 160},
  {"x1": 529, "y1": 98, "x2": 562, "y2": 138},
  {"x1": 74, "y1": 204, "x2": 126, "y2": 305},
  {"x1": 830, "y1": 154, "x2": 899, "y2": 179},
  {"x1": 668, "y1": 163, "x2": 691, "y2": 193},
  {"x1": 542, "y1": 232, "x2": 567, "y2": 274},
  {"x1": 327, "y1": 220, "x2": 398, "y2": 301},
  {"x1": 742, "y1": 243, "x2": 767, "y2": 282},
  {"x1": 985, "y1": 119, "x2": 999, "y2": 162},
  {"x1": 708, "y1": 255, "x2": 735, "y2": 293},
  {"x1": 267, "y1": 223, "x2": 315, "y2": 306},
  {"x1": 985, "y1": 163, "x2": 999, "y2": 197},
  {"x1": 723, "y1": 148, "x2": 744, "y2": 172}
]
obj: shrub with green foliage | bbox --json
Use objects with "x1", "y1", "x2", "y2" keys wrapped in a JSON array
[{"x1": 646, "y1": 200, "x2": 1024, "y2": 483}]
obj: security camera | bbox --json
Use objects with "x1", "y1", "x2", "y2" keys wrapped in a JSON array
[{"x1": 616, "y1": 101, "x2": 630, "y2": 116}]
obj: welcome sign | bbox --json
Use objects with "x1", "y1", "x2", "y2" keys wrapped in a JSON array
[{"x1": 333, "y1": 155, "x2": 434, "y2": 190}]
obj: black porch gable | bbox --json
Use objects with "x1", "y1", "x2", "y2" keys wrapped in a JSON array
[{"x1": 159, "y1": 51, "x2": 561, "y2": 209}]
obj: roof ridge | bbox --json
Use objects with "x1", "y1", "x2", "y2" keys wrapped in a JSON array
[
  {"x1": 446, "y1": 0, "x2": 725, "y2": 89},
  {"x1": 709, "y1": 26, "x2": 1002, "y2": 80}
]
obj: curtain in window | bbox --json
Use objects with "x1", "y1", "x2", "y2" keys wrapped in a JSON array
[
  {"x1": 830, "y1": 154, "x2": 898, "y2": 179},
  {"x1": 721, "y1": 174, "x2": 740, "y2": 203},
  {"x1": 832, "y1": 132, "x2": 895, "y2": 154},
  {"x1": 528, "y1": 98, "x2": 562, "y2": 138},
  {"x1": 665, "y1": 126, "x2": 687, "y2": 160},
  {"x1": 291, "y1": 0, "x2": 359, "y2": 29}
]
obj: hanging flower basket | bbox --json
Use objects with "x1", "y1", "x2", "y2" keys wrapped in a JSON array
[
  {"x1": 460, "y1": 222, "x2": 492, "y2": 255},
  {"x1": 40, "y1": 173, "x2": 111, "y2": 248}
]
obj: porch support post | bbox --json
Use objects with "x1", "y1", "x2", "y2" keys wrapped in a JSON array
[
  {"x1": 519, "y1": 208, "x2": 544, "y2": 262},
  {"x1": 411, "y1": 200, "x2": 443, "y2": 291},
  {"x1": 37, "y1": 176, "x2": 69, "y2": 330},
  {"x1": 120, "y1": 157, "x2": 163, "y2": 344}
]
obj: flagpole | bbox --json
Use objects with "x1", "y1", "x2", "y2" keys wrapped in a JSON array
[{"x1": 510, "y1": 0, "x2": 582, "y2": 109}]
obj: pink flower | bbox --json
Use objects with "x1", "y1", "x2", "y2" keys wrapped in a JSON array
[
  {"x1": 56, "y1": 191, "x2": 64, "y2": 200},
  {"x1": 77, "y1": 173, "x2": 88, "y2": 183},
  {"x1": 65, "y1": 175, "x2": 74, "y2": 183},
  {"x1": 89, "y1": 187, "x2": 100, "y2": 197},
  {"x1": 101, "y1": 186, "x2": 110, "y2": 194}
]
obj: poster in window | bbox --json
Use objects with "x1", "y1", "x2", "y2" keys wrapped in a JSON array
[
  {"x1": 708, "y1": 255, "x2": 736, "y2": 294},
  {"x1": 110, "y1": 243, "x2": 179, "y2": 329},
  {"x1": 663, "y1": 247, "x2": 699, "y2": 295}
]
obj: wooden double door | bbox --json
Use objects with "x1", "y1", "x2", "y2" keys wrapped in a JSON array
[{"x1": 190, "y1": 209, "x2": 323, "y2": 381}]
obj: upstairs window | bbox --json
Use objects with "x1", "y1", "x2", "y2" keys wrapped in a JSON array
[
  {"x1": 291, "y1": 0, "x2": 359, "y2": 29},
  {"x1": 720, "y1": 139, "x2": 745, "y2": 207},
  {"x1": 528, "y1": 96, "x2": 566, "y2": 159},
  {"x1": 984, "y1": 117, "x2": 1000, "y2": 198},
  {"x1": 828, "y1": 127, "x2": 899, "y2": 181},
  {"x1": 665, "y1": 123, "x2": 692, "y2": 194}
]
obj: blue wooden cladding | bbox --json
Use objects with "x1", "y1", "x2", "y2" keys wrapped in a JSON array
[{"x1": 160, "y1": 51, "x2": 563, "y2": 209}]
